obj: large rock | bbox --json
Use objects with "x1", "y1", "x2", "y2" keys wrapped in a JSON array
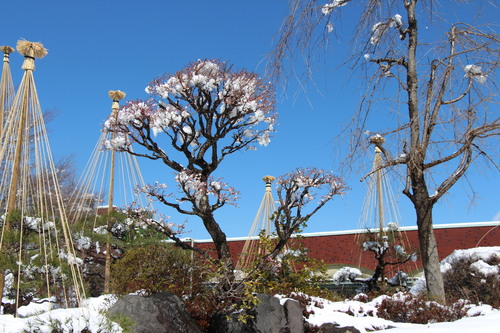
[
  {"x1": 253, "y1": 294, "x2": 287, "y2": 332},
  {"x1": 210, "y1": 294, "x2": 304, "y2": 333},
  {"x1": 108, "y1": 292, "x2": 203, "y2": 333},
  {"x1": 283, "y1": 299, "x2": 304, "y2": 333}
]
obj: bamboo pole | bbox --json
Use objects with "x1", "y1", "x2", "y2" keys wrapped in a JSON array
[
  {"x1": 374, "y1": 147, "x2": 384, "y2": 234},
  {"x1": 104, "y1": 90, "x2": 125, "y2": 294},
  {"x1": 0, "y1": 46, "x2": 15, "y2": 139},
  {"x1": 6, "y1": 43, "x2": 45, "y2": 227}
]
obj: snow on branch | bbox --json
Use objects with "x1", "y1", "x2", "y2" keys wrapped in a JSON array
[
  {"x1": 370, "y1": 14, "x2": 405, "y2": 45},
  {"x1": 464, "y1": 64, "x2": 488, "y2": 84},
  {"x1": 321, "y1": 1, "x2": 348, "y2": 16},
  {"x1": 332, "y1": 267, "x2": 362, "y2": 285}
]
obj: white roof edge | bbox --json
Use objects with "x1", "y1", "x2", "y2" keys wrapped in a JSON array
[{"x1": 180, "y1": 221, "x2": 499, "y2": 243}]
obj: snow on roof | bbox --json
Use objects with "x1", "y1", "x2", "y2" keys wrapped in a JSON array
[{"x1": 184, "y1": 221, "x2": 500, "y2": 243}]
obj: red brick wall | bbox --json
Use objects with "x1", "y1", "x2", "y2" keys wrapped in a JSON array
[{"x1": 192, "y1": 224, "x2": 499, "y2": 273}]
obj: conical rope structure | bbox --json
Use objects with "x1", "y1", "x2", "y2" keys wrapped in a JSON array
[
  {"x1": 0, "y1": 46, "x2": 15, "y2": 138},
  {"x1": 236, "y1": 176, "x2": 276, "y2": 270},
  {"x1": 67, "y1": 91, "x2": 155, "y2": 294},
  {"x1": 354, "y1": 138, "x2": 417, "y2": 281},
  {"x1": 0, "y1": 41, "x2": 85, "y2": 314}
]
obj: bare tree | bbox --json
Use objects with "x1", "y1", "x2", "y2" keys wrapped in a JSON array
[
  {"x1": 103, "y1": 60, "x2": 346, "y2": 277},
  {"x1": 270, "y1": 0, "x2": 499, "y2": 303}
]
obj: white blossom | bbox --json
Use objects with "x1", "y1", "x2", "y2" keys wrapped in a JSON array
[{"x1": 257, "y1": 131, "x2": 271, "y2": 146}]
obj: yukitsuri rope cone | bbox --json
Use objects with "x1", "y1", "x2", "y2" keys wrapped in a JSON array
[
  {"x1": 0, "y1": 45, "x2": 15, "y2": 138},
  {"x1": 353, "y1": 140, "x2": 417, "y2": 282},
  {"x1": 236, "y1": 176, "x2": 277, "y2": 270},
  {"x1": 67, "y1": 90, "x2": 154, "y2": 295},
  {"x1": 0, "y1": 40, "x2": 85, "y2": 315}
]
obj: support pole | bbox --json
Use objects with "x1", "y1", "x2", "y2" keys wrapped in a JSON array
[{"x1": 104, "y1": 90, "x2": 126, "y2": 294}]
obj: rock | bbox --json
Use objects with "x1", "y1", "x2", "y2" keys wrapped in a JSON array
[
  {"x1": 209, "y1": 294, "x2": 305, "y2": 333},
  {"x1": 253, "y1": 294, "x2": 287, "y2": 333},
  {"x1": 108, "y1": 292, "x2": 203, "y2": 333},
  {"x1": 283, "y1": 299, "x2": 304, "y2": 333},
  {"x1": 317, "y1": 323, "x2": 361, "y2": 333}
]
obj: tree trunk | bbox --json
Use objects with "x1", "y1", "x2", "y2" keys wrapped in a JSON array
[
  {"x1": 104, "y1": 240, "x2": 111, "y2": 294},
  {"x1": 203, "y1": 214, "x2": 233, "y2": 267},
  {"x1": 413, "y1": 196, "x2": 445, "y2": 303},
  {"x1": 197, "y1": 190, "x2": 233, "y2": 271}
]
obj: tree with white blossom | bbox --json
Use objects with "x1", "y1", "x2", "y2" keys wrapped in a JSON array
[
  {"x1": 103, "y1": 60, "x2": 346, "y2": 275},
  {"x1": 270, "y1": 1, "x2": 499, "y2": 302},
  {"x1": 268, "y1": 168, "x2": 346, "y2": 259}
]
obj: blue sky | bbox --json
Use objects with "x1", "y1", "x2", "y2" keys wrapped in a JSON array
[{"x1": 2, "y1": 0, "x2": 498, "y2": 239}]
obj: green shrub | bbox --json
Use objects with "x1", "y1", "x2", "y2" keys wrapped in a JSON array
[
  {"x1": 242, "y1": 234, "x2": 334, "y2": 299},
  {"x1": 112, "y1": 243, "x2": 209, "y2": 296}
]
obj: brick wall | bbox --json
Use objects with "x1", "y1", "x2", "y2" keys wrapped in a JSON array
[{"x1": 192, "y1": 223, "x2": 499, "y2": 274}]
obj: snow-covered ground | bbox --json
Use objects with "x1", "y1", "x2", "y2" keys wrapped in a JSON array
[
  {"x1": 1, "y1": 247, "x2": 498, "y2": 332},
  {"x1": 0, "y1": 295, "x2": 121, "y2": 333},
  {"x1": 295, "y1": 295, "x2": 498, "y2": 333},
  {"x1": 1, "y1": 294, "x2": 498, "y2": 333}
]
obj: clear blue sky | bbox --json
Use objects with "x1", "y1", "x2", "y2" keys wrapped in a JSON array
[{"x1": 2, "y1": 0, "x2": 498, "y2": 239}]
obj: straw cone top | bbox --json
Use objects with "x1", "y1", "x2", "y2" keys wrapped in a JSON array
[
  {"x1": 16, "y1": 40, "x2": 47, "y2": 71},
  {"x1": 16, "y1": 40, "x2": 47, "y2": 58},
  {"x1": 263, "y1": 175, "x2": 275, "y2": 183},
  {"x1": 1, "y1": 46, "x2": 15, "y2": 54},
  {"x1": 108, "y1": 90, "x2": 126, "y2": 102},
  {"x1": 1, "y1": 46, "x2": 14, "y2": 63}
]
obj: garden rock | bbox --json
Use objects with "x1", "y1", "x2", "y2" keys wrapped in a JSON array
[
  {"x1": 210, "y1": 294, "x2": 304, "y2": 333},
  {"x1": 108, "y1": 292, "x2": 203, "y2": 333},
  {"x1": 317, "y1": 323, "x2": 361, "y2": 333},
  {"x1": 283, "y1": 299, "x2": 304, "y2": 333}
]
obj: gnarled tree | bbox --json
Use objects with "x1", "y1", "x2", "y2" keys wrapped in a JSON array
[
  {"x1": 104, "y1": 60, "x2": 347, "y2": 276},
  {"x1": 270, "y1": 1, "x2": 499, "y2": 303}
]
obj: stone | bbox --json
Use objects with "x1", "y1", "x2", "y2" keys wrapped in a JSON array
[
  {"x1": 253, "y1": 294, "x2": 287, "y2": 333},
  {"x1": 283, "y1": 299, "x2": 304, "y2": 333},
  {"x1": 317, "y1": 323, "x2": 361, "y2": 333},
  {"x1": 209, "y1": 294, "x2": 306, "y2": 333},
  {"x1": 108, "y1": 292, "x2": 203, "y2": 333}
]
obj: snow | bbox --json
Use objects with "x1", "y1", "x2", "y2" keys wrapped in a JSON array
[
  {"x1": 321, "y1": 1, "x2": 347, "y2": 16},
  {"x1": 464, "y1": 64, "x2": 488, "y2": 83},
  {"x1": 393, "y1": 14, "x2": 403, "y2": 27},
  {"x1": 327, "y1": 22, "x2": 333, "y2": 33},
  {"x1": 370, "y1": 22, "x2": 385, "y2": 45},
  {"x1": 0, "y1": 295, "x2": 121, "y2": 333},
  {"x1": 332, "y1": 267, "x2": 362, "y2": 284},
  {"x1": 277, "y1": 292, "x2": 499, "y2": 333},
  {"x1": 410, "y1": 246, "x2": 500, "y2": 295},
  {"x1": 3, "y1": 294, "x2": 497, "y2": 333},
  {"x1": 1, "y1": 247, "x2": 498, "y2": 332}
]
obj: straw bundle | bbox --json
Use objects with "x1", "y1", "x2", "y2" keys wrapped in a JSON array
[
  {"x1": 16, "y1": 40, "x2": 47, "y2": 58},
  {"x1": 108, "y1": 90, "x2": 126, "y2": 101},
  {"x1": 16, "y1": 40, "x2": 47, "y2": 71},
  {"x1": 1, "y1": 46, "x2": 15, "y2": 55}
]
